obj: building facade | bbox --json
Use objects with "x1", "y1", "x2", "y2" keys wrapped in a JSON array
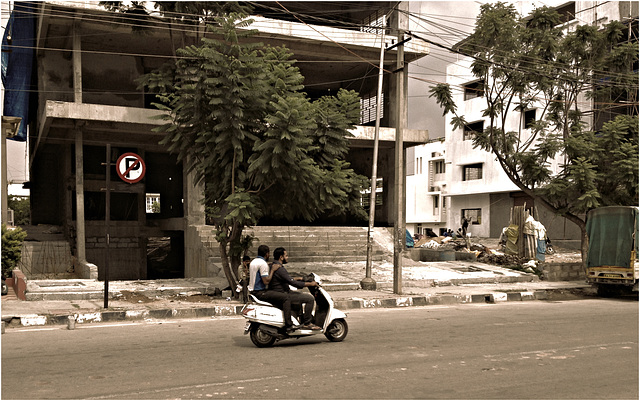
[
  {"x1": 13, "y1": 1, "x2": 430, "y2": 280},
  {"x1": 406, "y1": 1, "x2": 638, "y2": 243}
]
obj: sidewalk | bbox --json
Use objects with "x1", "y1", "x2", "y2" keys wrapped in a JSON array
[{"x1": 1, "y1": 259, "x2": 592, "y2": 329}]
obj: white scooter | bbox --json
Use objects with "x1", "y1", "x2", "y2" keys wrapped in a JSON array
[{"x1": 241, "y1": 273, "x2": 348, "y2": 347}]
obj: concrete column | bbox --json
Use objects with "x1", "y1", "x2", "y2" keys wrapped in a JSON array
[
  {"x1": 72, "y1": 18, "x2": 82, "y2": 103},
  {"x1": 137, "y1": 150, "x2": 147, "y2": 280},
  {"x1": 74, "y1": 128, "x2": 86, "y2": 263},
  {"x1": 393, "y1": 2, "x2": 409, "y2": 295}
]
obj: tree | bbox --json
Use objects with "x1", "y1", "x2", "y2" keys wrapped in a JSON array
[
  {"x1": 429, "y1": 2, "x2": 638, "y2": 261},
  {"x1": 139, "y1": 14, "x2": 367, "y2": 291},
  {"x1": 2, "y1": 225, "x2": 27, "y2": 279},
  {"x1": 7, "y1": 195, "x2": 30, "y2": 225}
]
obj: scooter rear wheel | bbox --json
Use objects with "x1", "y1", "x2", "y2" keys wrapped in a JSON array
[
  {"x1": 324, "y1": 318, "x2": 348, "y2": 342},
  {"x1": 250, "y1": 326, "x2": 276, "y2": 348}
]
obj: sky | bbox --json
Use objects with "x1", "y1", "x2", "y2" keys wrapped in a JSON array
[{"x1": 407, "y1": 1, "x2": 482, "y2": 134}]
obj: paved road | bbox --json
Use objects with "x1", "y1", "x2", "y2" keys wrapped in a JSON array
[{"x1": 2, "y1": 299, "x2": 637, "y2": 399}]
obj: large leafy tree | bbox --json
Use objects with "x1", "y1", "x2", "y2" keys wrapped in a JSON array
[
  {"x1": 139, "y1": 14, "x2": 367, "y2": 290},
  {"x1": 430, "y1": 2, "x2": 638, "y2": 261}
]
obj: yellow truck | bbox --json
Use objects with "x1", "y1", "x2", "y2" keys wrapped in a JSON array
[{"x1": 585, "y1": 206, "x2": 639, "y2": 296}]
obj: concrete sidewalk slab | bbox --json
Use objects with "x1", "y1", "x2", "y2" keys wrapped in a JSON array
[
  {"x1": 1, "y1": 280, "x2": 592, "y2": 329},
  {"x1": 1, "y1": 258, "x2": 593, "y2": 329}
]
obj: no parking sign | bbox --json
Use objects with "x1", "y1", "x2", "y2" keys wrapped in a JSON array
[{"x1": 116, "y1": 152, "x2": 146, "y2": 183}]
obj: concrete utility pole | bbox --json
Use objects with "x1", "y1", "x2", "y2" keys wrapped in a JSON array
[
  {"x1": 392, "y1": 3, "x2": 409, "y2": 295},
  {"x1": 362, "y1": 15, "x2": 386, "y2": 291}
]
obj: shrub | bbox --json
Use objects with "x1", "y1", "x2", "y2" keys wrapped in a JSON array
[
  {"x1": 7, "y1": 195, "x2": 30, "y2": 225},
  {"x1": 1, "y1": 224, "x2": 27, "y2": 279}
]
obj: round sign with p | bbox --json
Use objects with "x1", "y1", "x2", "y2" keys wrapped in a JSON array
[{"x1": 116, "y1": 152, "x2": 146, "y2": 184}]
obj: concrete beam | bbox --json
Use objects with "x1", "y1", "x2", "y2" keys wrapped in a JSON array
[
  {"x1": 248, "y1": 16, "x2": 429, "y2": 60},
  {"x1": 350, "y1": 126, "x2": 429, "y2": 145},
  {"x1": 42, "y1": 101, "x2": 167, "y2": 126}
]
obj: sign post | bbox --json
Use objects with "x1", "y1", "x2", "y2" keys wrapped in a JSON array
[
  {"x1": 104, "y1": 145, "x2": 111, "y2": 308},
  {"x1": 104, "y1": 151, "x2": 145, "y2": 308}
]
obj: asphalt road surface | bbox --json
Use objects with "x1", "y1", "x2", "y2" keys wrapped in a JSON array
[{"x1": 2, "y1": 298, "x2": 637, "y2": 399}]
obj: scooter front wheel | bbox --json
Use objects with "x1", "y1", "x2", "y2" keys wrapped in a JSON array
[
  {"x1": 324, "y1": 318, "x2": 348, "y2": 342},
  {"x1": 250, "y1": 325, "x2": 277, "y2": 348}
]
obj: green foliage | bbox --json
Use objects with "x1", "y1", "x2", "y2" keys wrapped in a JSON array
[
  {"x1": 429, "y1": 2, "x2": 638, "y2": 227},
  {"x1": 1, "y1": 225, "x2": 27, "y2": 279},
  {"x1": 99, "y1": 2, "x2": 253, "y2": 31},
  {"x1": 140, "y1": 13, "x2": 367, "y2": 287},
  {"x1": 7, "y1": 196, "x2": 30, "y2": 225}
]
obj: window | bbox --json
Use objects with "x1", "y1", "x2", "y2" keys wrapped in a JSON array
[
  {"x1": 464, "y1": 80, "x2": 484, "y2": 100},
  {"x1": 463, "y1": 163, "x2": 483, "y2": 181},
  {"x1": 462, "y1": 208, "x2": 482, "y2": 225},
  {"x1": 361, "y1": 178, "x2": 383, "y2": 208},
  {"x1": 523, "y1": 109, "x2": 536, "y2": 129},
  {"x1": 146, "y1": 193, "x2": 161, "y2": 213},
  {"x1": 555, "y1": 2, "x2": 575, "y2": 25},
  {"x1": 360, "y1": 92, "x2": 384, "y2": 124},
  {"x1": 416, "y1": 157, "x2": 423, "y2": 175},
  {"x1": 433, "y1": 195, "x2": 439, "y2": 213},
  {"x1": 463, "y1": 121, "x2": 484, "y2": 140},
  {"x1": 434, "y1": 160, "x2": 445, "y2": 175}
]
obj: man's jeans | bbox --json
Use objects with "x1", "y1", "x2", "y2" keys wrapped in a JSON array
[{"x1": 288, "y1": 291, "x2": 315, "y2": 325}]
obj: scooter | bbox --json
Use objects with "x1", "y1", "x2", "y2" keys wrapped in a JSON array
[{"x1": 241, "y1": 273, "x2": 348, "y2": 347}]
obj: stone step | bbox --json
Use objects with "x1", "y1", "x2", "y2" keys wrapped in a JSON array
[{"x1": 195, "y1": 225, "x2": 391, "y2": 264}]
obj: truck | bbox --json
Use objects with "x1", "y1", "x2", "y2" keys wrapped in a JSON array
[{"x1": 585, "y1": 206, "x2": 639, "y2": 296}]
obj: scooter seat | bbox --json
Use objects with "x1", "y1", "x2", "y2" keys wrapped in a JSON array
[{"x1": 249, "y1": 294, "x2": 274, "y2": 307}]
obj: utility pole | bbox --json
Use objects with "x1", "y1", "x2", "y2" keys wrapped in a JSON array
[
  {"x1": 392, "y1": 3, "x2": 409, "y2": 295},
  {"x1": 362, "y1": 15, "x2": 386, "y2": 291}
]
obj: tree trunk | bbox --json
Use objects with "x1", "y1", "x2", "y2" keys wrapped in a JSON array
[
  {"x1": 580, "y1": 225, "x2": 589, "y2": 271},
  {"x1": 218, "y1": 241, "x2": 237, "y2": 294}
]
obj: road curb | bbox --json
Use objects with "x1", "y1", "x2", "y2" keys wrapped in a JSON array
[{"x1": 2, "y1": 289, "x2": 561, "y2": 328}]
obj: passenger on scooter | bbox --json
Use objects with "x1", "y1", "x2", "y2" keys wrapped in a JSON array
[
  {"x1": 269, "y1": 247, "x2": 322, "y2": 331},
  {"x1": 248, "y1": 245, "x2": 295, "y2": 331}
]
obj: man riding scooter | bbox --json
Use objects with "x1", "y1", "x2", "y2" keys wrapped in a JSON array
[
  {"x1": 248, "y1": 245, "x2": 293, "y2": 329},
  {"x1": 269, "y1": 247, "x2": 321, "y2": 331}
]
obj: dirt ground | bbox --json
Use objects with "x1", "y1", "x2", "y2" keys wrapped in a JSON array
[{"x1": 117, "y1": 291, "x2": 219, "y2": 303}]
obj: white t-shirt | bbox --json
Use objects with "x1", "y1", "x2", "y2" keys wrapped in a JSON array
[{"x1": 248, "y1": 257, "x2": 269, "y2": 291}]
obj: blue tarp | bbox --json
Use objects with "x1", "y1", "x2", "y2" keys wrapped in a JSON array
[
  {"x1": 1, "y1": 2, "x2": 37, "y2": 142},
  {"x1": 406, "y1": 229, "x2": 414, "y2": 248}
]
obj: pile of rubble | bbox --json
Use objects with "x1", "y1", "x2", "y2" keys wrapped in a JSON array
[{"x1": 412, "y1": 235, "x2": 540, "y2": 272}]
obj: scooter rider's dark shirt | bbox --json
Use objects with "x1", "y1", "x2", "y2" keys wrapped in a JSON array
[{"x1": 268, "y1": 262, "x2": 305, "y2": 293}]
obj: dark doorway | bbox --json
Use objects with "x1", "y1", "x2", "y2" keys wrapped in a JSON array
[{"x1": 147, "y1": 233, "x2": 184, "y2": 279}]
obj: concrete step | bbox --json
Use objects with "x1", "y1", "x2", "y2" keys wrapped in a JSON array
[{"x1": 195, "y1": 225, "x2": 392, "y2": 264}]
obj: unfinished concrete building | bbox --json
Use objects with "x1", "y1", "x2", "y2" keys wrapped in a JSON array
[{"x1": 22, "y1": 1, "x2": 430, "y2": 280}]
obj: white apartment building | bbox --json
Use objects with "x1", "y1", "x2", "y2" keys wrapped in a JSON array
[
  {"x1": 407, "y1": 1, "x2": 637, "y2": 242},
  {"x1": 406, "y1": 139, "x2": 446, "y2": 236}
]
